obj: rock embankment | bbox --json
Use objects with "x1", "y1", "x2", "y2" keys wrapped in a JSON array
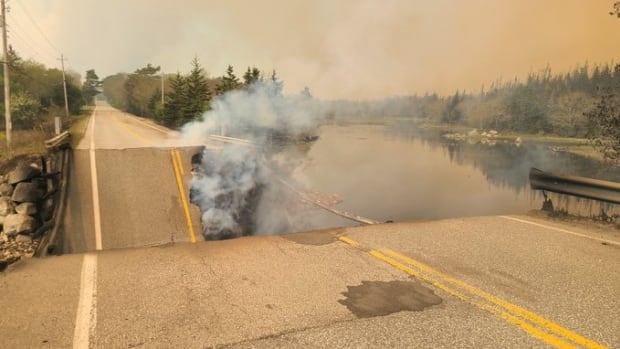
[{"x1": 0, "y1": 158, "x2": 53, "y2": 270}]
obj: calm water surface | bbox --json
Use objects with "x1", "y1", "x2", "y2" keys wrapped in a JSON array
[{"x1": 294, "y1": 123, "x2": 620, "y2": 223}]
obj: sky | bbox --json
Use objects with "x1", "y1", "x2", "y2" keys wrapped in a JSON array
[{"x1": 6, "y1": 0, "x2": 620, "y2": 99}]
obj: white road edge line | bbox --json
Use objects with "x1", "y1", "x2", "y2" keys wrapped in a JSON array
[
  {"x1": 89, "y1": 112, "x2": 103, "y2": 251},
  {"x1": 500, "y1": 215, "x2": 620, "y2": 247},
  {"x1": 72, "y1": 253, "x2": 98, "y2": 349}
]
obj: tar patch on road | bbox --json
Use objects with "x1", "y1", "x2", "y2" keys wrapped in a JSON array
[
  {"x1": 339, "y1": 280, "x2": 442, "y2": 318},
  {"x1": 281, "y1": 230, "x2": 337, "y2": 245}
]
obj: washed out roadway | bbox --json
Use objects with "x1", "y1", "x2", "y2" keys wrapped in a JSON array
[{"x1": 0, "y1": 102, "x2": 618, "y2": 348}]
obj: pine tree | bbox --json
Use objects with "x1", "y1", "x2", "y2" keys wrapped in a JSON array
[
  {"x1": 215, "y1": 65, "x2": 241, "y2": 95},
  {"x1": 243, "y1": 67, "x2": 261, "y2": 86},
  {"x1": 82, "y1": 69, "x2": 100, "y2": 105},
  {"x1": 269, "y1": 69, "x2": 283, "y2": 96},
  {"x1": 164, "y1": 72, "x2": 188, "y2": 127},
  {"x1": 184, "y1": 57, "x2": 211, "y2": 122}
]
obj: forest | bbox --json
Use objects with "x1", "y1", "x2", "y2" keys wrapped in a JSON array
[
  {"x1": 0, "y1": 46, "x2": 92, "y2": 130},
  {"x1": 102, "y1": 58, "x2": 279, "y2": 129},
  {"x1": 102, "y1": 58, "x2": 620, "y2": 160}
]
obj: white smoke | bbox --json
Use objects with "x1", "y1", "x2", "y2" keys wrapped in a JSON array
[
  {"x1": 181, "y1": 82, "x2": 318, "y2": 144},
  {"x1": 183, "y1": 82, "x2": 323, "y2": 239}
]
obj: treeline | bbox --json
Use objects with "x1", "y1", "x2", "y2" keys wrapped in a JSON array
[
  {"x1": 330, "y1": 62, "x2": 620, "y2": 138},
  {"x1": 0, "y1": 47, "x2": 93, "y2": 130},
  {"x1": 102, "y1": 57, "x2": 282, "y2": 128}
]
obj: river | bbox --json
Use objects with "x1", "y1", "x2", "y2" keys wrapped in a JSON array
[{"x1": 290, "y1": 122, "x2": 620, "y2": 225}]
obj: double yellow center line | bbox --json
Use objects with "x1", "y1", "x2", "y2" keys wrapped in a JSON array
[
  {"x1": 171, "y1": 148, "x2": 197, "y2": 243},
  {"x1": 338, "y1": 236, "x2": 608, "y2": 349},
  {"x1": 109, "y1": 113, "x2": 197, "y2": 243},
  {"x1": 111, "y1": 114, "x2": 153, "y2": 144}
]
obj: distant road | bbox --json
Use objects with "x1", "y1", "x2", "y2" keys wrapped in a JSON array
[
  {"x1": 0, "y1": 102, "x2": 618, "y2": 348},
  {"x1": 64, "y1": 100, "x2": 204, "y2": 251}
]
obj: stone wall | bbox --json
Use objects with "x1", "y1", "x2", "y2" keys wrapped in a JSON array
[{"x1": 0, "y1": 157, "x2": 57, "y2": 269}]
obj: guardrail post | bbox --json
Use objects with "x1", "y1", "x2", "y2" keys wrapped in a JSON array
[{"x1": 54, "y1": 116, "x2": 61, "y2": 135}]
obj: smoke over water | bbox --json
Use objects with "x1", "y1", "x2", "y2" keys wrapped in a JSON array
[{"x1": 182, "y1": 82, "x2": 326, "y2": 240}]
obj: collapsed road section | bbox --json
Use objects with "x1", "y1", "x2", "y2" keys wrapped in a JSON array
[{"x1": 189, "y1": 140, "x2": 379, "y2": 241}]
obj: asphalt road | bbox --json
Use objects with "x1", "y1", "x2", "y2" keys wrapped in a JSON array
[
  {"x1": 0, "y1": 103, "x2": 618, "y2": 348},
  {"x1": 64, "y1": 102, "x2": 204, "y2": 251}
]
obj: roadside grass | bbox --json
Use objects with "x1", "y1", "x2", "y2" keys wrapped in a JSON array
[
  {"x1": 0, "y1": 128, "x2": 48, "y2": 165},
  {"x1": 69, "y1": 106, "x2": 94, "y2": 147},
  {"x1": 0, "y1": 106, "x2": 94, "y2": 166}
]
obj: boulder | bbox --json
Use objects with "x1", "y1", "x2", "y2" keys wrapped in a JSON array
[
  {"x1": 0, "y1": 182, "x2": 12, "y2": 196},
  {"x1": 8, "y1": 165, "x2": 41, "y2": 185},
  {"x1": 15, "y1": 202, "x2": 37, "y2": 216},
  {"x1": 2, "y1": 213, "x2": 37, "y2": 237},
  {"x1": 0, "y1": 196, "x2": 14, "y2": 216},
  {"x1": 15, "y1": 234, "x2": 33, "y2": 243},
  {"x1": 11, "y1": 182, "x2": 43, "y2": 203}
]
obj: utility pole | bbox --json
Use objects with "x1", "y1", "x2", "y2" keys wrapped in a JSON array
[
  {"x1": 59, "y1": 54, "x2": 69, "y2": 118},
  {"x1": 1, "y1": 0, "x2": 11, "y2": 149},
  {"x1": 161, "y1": 72, "x2": 164, "y2": 105}
]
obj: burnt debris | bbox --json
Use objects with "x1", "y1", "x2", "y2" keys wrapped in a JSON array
[{"x1": 190, "y1": 147, "x2": 264, "y2": 240}]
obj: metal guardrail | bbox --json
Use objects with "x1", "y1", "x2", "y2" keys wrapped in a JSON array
[
  {"x1": 44, "y1": 130, "x2": 71, "y2": 149},
  {"x1": 529, "y1": 167, "x2": 620, "y2": 205}
]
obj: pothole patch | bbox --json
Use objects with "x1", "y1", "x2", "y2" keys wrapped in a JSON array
[
  {"x1": 339, "y1": 280, "x2": 442, "y2": 318},
  {"x1": 281, "y1": 230, "x2": 337, "y2": 245}
]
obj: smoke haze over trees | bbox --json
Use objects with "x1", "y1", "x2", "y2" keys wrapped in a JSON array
[
  {"x1": 102, "y1": 59, "x2": 288, "y2": 130},
  {"x1": 582, "y1": 3, "x2": 620, "y2": 161},
  {"x1": 327, "y1": 62, "x2": 620, "y2": 138},
  {"x1": 103, "y1": 57, "x2": 620, "y2": 150}
]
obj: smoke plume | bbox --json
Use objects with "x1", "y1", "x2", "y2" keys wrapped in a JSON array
[{"x1": 183, "y1": 82, "x2": 323, "y2": 240}]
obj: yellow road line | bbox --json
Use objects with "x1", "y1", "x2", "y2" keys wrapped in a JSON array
[
  {"x1": 111, "y1": 114, "x2": 152, "y2": 144},
  {"x1": 171, "y1": 149, "x2": 196, "y2": 243},
  {"x1": 131, "y1": 115, "x2": 172, "y2": 135},
  {"x1": 338, "y1": 237, "x2": 607, "y2": 349},
  {"x1": 338, "y1": 236, "x2": 359, "y2": 247},
  {"x1": 173, "y1": 149, "x2": 185, "y2": 175},
  {"x1": 380, "y1": 248, "x2": 607, "y2": 349},
  {"x1": 369, "y1": 249, "x2": 576, "y2": 349}
]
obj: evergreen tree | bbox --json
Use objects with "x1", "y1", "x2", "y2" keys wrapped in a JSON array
[
  {"x1": 269, "y1": 69, "x2": 284, "y2": 96},
  {"x1": 243, "y1": 66, "x2": 261, "y2": 86},
  {"x1": 82, "y1": 69, "x2": 100, "y2": 105},
  {"x1": 183, "y1": 57, "x2": 211, "y2": 122},
  {"x1": 215, "y1": 65, "x2": 241, "y2": 95},
  {"x1": 441, "y1": 90, "x2": 463, "y2": 124},
  {"x1": 164, "y1": 72, "x2": 188, "y2": 127}
]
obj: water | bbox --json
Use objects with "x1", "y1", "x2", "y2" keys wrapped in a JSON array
[{"x1": 292, "y1": 122, "x2": 620, "y2": 223}]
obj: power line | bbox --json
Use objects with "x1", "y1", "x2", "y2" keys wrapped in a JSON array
[
  {"x1": 13, "y1": 0, "x2": 60, "y2": 54},
  {"x1": 7, "y1": 16, "x2": 57, "y2": 62},
  {"x1": 6, "y1": 24, "x2": 54, "y2": 62}
]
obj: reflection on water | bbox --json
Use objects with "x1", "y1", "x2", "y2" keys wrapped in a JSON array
[{"x1": 294, "y1": 122, "x2": 620, "y2": 223}]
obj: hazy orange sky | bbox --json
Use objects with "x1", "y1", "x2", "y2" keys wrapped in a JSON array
[{"x1": 9, "y1": 0, "x2": 620, "y2": 99}]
